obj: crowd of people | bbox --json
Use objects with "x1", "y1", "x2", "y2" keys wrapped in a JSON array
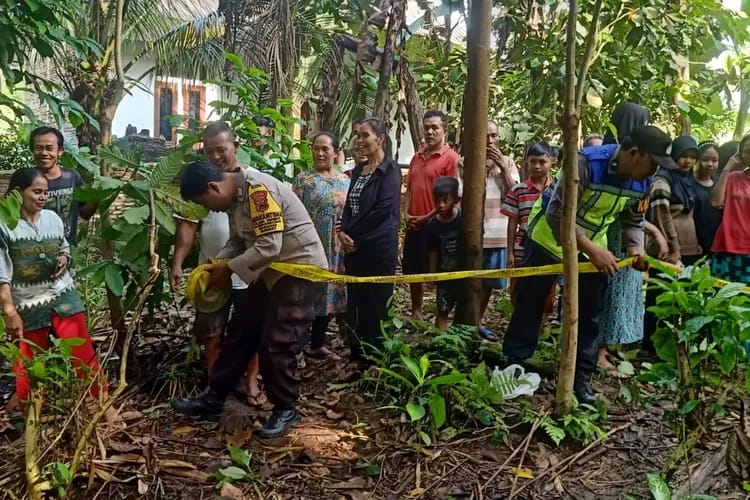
[{"x1": 2, "y1": 103, "x2": 750, "y2": 436}]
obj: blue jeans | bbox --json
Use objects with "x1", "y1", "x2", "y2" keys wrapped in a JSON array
[{"x1": 482, "y1": 247, "x2": 508, "y2": 290}]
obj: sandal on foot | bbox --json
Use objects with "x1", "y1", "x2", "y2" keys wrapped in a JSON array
[
  {"x1": 246, "y1": 391, "x2": 268, "y2": 407},
  {"x1": 478, "y1": 327, "x2": 498, "y2": 341}
]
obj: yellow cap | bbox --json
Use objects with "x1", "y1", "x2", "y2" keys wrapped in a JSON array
[{"x1": 185, "y1": 264, "x2": 231, "y2": 313}]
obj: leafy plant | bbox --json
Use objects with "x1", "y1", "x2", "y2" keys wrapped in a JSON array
[
  {"x1": 0, "y1": 335, "x2": 94, "y2": 497},
  {"x1": 450, "y1": 363, "x2": 507, "y2": 427},
  {"x1": 214, "y1": 447, "x2": 257, "y2": 487},
  {"x1": 645, "y1": 472, "x2": 717, "y2": 500},
  {"x1": 521, "y1": 403, "x2": 607, "y2": 446},
  {"x1": 73, "y1": 145, "x2": 206, "y2": 313},
  {"x1": 0, "y1": 131, "x2": 33, "y2": 170},
  {"x1": 177, "y1": 53, "x2": 311, "y2": 182},
  {"x1": 643, "y1": 261, "x2": 750, "y2": 475},
  {"x1": 376, "y1": 353, "x2": 465, "y2": 444},
  {"x1": 643, "y1": 263, "x2": 750, "y2": 421},
  {"x1": 45, "y1": 462, "x2": 72, "y2": 498}
]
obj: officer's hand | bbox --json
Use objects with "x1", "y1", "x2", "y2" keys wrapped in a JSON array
[
  {"x1": 666, "y1": 250, "x2": 682, "y2": 265},
  {"x1": 204, "y1": 263, "x2": 232, "y2": 291},
  {"x1": 590, "y1": 247, "x2": 619, "y2": 276}
]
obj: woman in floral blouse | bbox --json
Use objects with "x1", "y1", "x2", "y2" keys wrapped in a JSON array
[{"x1": 293, "y1": 132, "x2": 350, "y2": 358}]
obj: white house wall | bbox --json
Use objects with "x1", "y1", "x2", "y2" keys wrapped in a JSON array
[{"x1": 112, "y1": 58, "x2": 222, "y2": 141}]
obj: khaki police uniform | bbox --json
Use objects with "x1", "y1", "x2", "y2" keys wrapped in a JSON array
[{"x1": 209, "y1": 169, "x2": 328, "y2": 409}]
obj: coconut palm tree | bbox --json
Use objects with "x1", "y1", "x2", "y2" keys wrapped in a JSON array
[{"x1": 52, "y1": 0, "x2": 225, "y2": 149}]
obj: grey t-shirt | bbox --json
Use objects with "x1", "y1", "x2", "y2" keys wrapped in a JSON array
[{"x1": 43, "y1": 168, "x2": 84, "y2": 246}]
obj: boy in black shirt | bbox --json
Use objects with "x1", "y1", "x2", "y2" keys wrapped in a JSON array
[{"x1": 426, "y1": 177, "x2": 462, "y2": 330}]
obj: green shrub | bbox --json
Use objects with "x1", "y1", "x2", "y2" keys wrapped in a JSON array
[{"x1": 0, "y1": 130, "x2": 32, "y2": 170}]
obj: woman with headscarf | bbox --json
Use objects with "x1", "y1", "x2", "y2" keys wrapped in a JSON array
[
  {"x1": 597, "y1": 103, "x2": 668, "y2": 376},
  {"x1": 603, "y1": 102, "x2": 652, "y2": 144},
  {"x1": 647, "y1": 136, "x2": 702, "y2": 266},
  {"x1": 642, "y1": 135, "x2": 702, "y2": 354}
]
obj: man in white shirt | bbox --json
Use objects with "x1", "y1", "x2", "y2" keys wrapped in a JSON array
[{"x1": 171, "y1": 122, "x2": 265, "y2": 407}]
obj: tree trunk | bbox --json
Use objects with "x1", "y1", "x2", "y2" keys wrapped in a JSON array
[
  {"x1": 399, "y1": 52, "x2": 424, "y2": 151},
  {"x1": 72, "y1": 80, "x2": 130, "y2": 358},
  {"x1": 734, "y1": 79, "x2": 750, "y2": 140},
  {"x1": 454, "y1": 0, "x2": 491, "y2": 325},
  {"x1": 674, "y1": 62, "x2": 691, "y2": 135},
  {"x1": 554, "y1": 0, "x2": 581, "y2": 417},
  {"x1": 98, "y1": 101, "x2": 129, "y2": 358},
  {"x1": 373, "y1": 0, "x2": 403, "y2": 124},
  {"x1": 317, "y1": 36, "x2": 345, "y2": 132}
]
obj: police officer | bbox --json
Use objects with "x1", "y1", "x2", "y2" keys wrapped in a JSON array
[
  {"x1": 503, "y1": 125, "x2": 675, "y2": 405},
  {"x1": 172, "y1": 161, "x2": 328, "y2": 438}
]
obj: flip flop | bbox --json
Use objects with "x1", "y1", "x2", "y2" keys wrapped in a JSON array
[
  {"x1": 246, "y1": 391, "x2": 268, "y2": 407},
  {"x1": 478, "y1": 327, "x2": 499, "y2": 342}
]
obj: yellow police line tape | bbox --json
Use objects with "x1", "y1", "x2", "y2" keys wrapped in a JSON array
[
  {"x1": 185, "y1": 262, "x2": 232, "y2": 313},
  {"x1": 186, "y1": 256, "x2": 749, "y2": 313},
  {"x1": 644, "y1": 256, "x2": 750, "y2": 293},
  {"x1": 187, "y1": 257, "x2": 635, "y2": 312},
  {"x1": 267, "y1": 258, "x2": 634, "y2": 283}
]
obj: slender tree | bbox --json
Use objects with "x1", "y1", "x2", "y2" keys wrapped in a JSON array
[
  {"x1": 555, "y1": 0, "x2": 581, "y2": 416},
  {"x1": 454, "y1": 0, "x2": 491, "y2": 325},
  {"x1": 553, "y1": 0, "x2": 606, "y2": 416}
]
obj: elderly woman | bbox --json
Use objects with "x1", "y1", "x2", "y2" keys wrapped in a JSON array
[
  {"x1": 339, "y1": 118, "x2": 401, "y2": 362},
  {"x1": 293, "y1": 132, "x2": 350, "y2": 359}
]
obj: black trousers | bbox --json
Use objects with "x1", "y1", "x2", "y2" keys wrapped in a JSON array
[
  {"x1": 503, "y1": 241, "x2": 607, "y2": 376},
  {"x1": 344, "y1": 253, "x2": 396, "y2": 360},
  {"x1": 210, "y1": 276, "x2": 316, "y2": 409},
  {"x1": 310, "y1": 315, "x2": 330, "y2": 349}
]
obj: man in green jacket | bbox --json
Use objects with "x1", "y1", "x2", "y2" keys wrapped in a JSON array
[{"x1": 503, "y1": 125, "x2": 675, "y2": 404}]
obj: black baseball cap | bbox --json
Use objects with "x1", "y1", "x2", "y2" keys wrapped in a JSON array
[
  {"x1": 629, "y1": 126, "x2": 677, "y2": 170},
  {"x1": 670, "y1": 135, "x2": 699, "y2": 161}
]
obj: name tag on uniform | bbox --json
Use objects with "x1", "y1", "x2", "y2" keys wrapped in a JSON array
[
  {"x1": 248, "y1": 184, "x2": 284, "y2": 236},
  {"x1": 636, "y1": 196, "x2": 650, "y2": 214}
]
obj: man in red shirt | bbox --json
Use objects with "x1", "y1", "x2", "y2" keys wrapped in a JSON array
[{"x1": 404, "y1": 110, "x2": 459, "y2": 318}]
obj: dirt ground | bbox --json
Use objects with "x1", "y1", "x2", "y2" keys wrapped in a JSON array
[{"x1": 0, "y1": 284, "x2": 747, "y2": 499}]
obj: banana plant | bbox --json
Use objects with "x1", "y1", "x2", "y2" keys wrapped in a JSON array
[{"x1": 73, "y1": 145, "x2": 206, "y2": 314}]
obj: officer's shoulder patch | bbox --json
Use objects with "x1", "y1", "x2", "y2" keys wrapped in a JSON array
[{"x1": 248, "y1": 184, "x2": 284, "y2": 236}]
